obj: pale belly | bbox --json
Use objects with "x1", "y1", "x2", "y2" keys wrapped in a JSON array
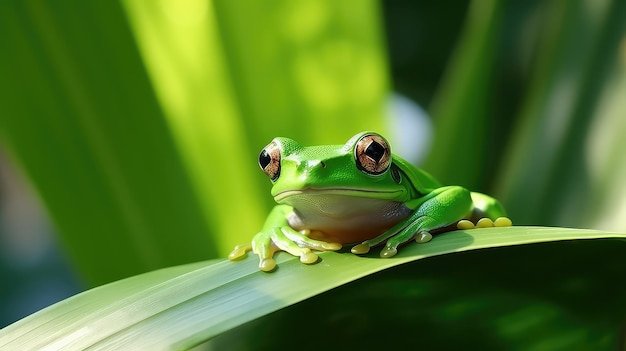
[{"x1": 282, "y1": 193, "x2": 412, "y2": 244}]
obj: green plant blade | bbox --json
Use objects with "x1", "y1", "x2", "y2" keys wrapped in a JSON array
[
  {"x1": 0, "y1": 0, "x2": 218, "y2": 286},
  {"x1": 120, "y1": 0, "x2": 269, "y2": 255},
  {"x1": 211, "y1": 237, "x2": 626, "y2": 350},
  {"x1": 424, "y1": 0, "x2": 503, "y2": 189},
  {"x1": 1, "y1": 227, "x2": 624, "y2": 350},
  {"x1": 496, "y1": 0, "x2": 626, "y2": 226},
  {"x1": 211, "y1": 0, "x2": 390, "y2": 145}
]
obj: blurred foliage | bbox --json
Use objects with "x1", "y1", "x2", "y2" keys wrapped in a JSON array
[
  {"x1": 1, "y1": 0, "x2": 626, "y2": 349},
  {"x1": 425, "y1": 0, "x2": 505, "y2": 189},
  {"x1": 0, "y1": 0, "x2": 388, "y2": 286},
  {"x1": 388, "y1": 0, "x2": 626, "y2": 232},
  {"x1": 0, "y1": 0, "x2": 217, "y2": 286},
  {"x1": 493, "y1": 0, "x2": 626, "y2": 229}
]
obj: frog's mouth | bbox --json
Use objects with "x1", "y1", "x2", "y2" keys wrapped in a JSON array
[{"x1": 274, "y1": 188, "x2": 404, "y2": 203}]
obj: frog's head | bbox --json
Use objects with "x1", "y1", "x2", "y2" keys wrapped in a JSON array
[{"x1": 258, "y1": 131, "x2": 416, "y2": 204}]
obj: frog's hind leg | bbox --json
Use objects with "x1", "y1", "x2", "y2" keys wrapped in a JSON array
[{"x1": 459, "y1": 192, "x2": 512, "y2": 228}]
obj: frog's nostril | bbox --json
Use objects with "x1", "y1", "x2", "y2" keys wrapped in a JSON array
[{"x1": 320, "y1": 161, "x2": 326, "y2": 168}]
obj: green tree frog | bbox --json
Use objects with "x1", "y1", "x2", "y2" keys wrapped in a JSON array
[{"x1": 229, "y1": 132, "x2": 511, "y2": 271}]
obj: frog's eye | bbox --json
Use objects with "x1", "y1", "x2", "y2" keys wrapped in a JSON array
[
  {"x1": 259, "y1": 141, "x2": 281, "y2": 181},
  {"x1": 355, "y1": 133, "x2": 391, "y2": 175}
]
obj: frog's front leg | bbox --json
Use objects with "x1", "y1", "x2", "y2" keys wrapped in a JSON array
[
  {"x1": 351, "y1": 186, "x2": 473, "y2": 258},
  {"x1": 229, "y1": 205, "x2": 341, "y2": 271}
]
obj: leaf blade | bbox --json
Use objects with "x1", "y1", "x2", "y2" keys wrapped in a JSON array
[
  {"x1": 1, "y1": 227, "x2": 624, "y2": 350},
  {"x1": 0, "y1": 0, "x2": 218, "y2": 286}
]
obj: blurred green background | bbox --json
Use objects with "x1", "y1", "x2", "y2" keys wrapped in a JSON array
[{"x1": 1, "y1": 0, "x2": 625, "y2": 347}]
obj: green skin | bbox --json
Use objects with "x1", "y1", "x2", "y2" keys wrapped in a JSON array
[{"x1": 229, "y1": 131, "x2": 508, "y2": 272}]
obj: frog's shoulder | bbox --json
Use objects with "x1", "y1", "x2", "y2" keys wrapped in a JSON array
[{"x1": 391, "y1": 155, "x2": 442, "y2": 192}]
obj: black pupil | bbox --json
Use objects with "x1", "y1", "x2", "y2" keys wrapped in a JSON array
[
  {"x1": 365, "y1": 141, "x2": 385, "y2": 162},
  {"x1": 259, "y1": 150, "x2": 271, "y2": 169}
]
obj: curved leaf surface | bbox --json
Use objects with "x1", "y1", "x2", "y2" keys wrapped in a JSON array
[{"x1": 0, "y1": 227, "x2": 624, "y2": 350}]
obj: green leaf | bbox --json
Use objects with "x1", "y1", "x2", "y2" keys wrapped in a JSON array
[
  {"x1": 211, "y1": 0, "x2": 390, "y2": 145},
  {"x1": 1, "y1": 227, "x2": 624, "y2": 350},
  {"x1": 495, "y1": 0, "x2": 626, "y2": 226},
  {"x1": 425, "y1": 0, "x2": 503, "y2": 190},
  {"x1": 211, "y1": 234, "x2": 626, "y2": 350},
  {"x1": 0, "y1": 0, "x2": 218, "y2": 286},
  {"x1": 120, "y1": 0, "x2": 269, "y2": 254}
]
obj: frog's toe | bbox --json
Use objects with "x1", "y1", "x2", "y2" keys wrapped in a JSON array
[
  {"x1": 300, "y1": 237, "x2": 342, "y2": 251},
  {"x1": 300, "y1": 249, "x2": 319, "y2": 264},
  {"x1": 228, "y1": 244, "x2": 252, "y2": 261},
  {"x1": 351, "y1": 242, "x2": 371, "y2": 255},
  {"x1": 283, "y1": 228, "x2": 342, "y2": 251},
  {"x1": 494, "y1": 217, "x2": 513, "y2": 227},
  {"x1": 457, "y1": 219, "x2": 475, "y2": 230},
  {"x1": 379, "y1": 246, "x2": 398, "y2": 258},
  {"x1": 259, "y1": 258, "x2": 277, "y2": 272},
  {"x1": 476, "y1": 218, "x2": 495, "y2": 228},
  {"x1": 415, "y1": 231, "x2": 432, "y2": 243},
  {"x1": 321, "y1": 242, "x2": 342, "y2": 250}
]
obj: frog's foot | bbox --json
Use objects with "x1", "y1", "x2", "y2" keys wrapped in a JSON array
[
  {"x1": 457, "y1": 217, "x2": 512, "y2": 230},
  {"x1": 229, "y1": 243, "x2": 280, "y2": 272},
  {"x1": 246, "y1": 227, "x2": 342, "y2": 272},
  {"x1": 351, "y1": 228, "x2": 431, "y2": 258},
  {"x1": 379, "y1": 230, "x2": 432, "y2": 258}
]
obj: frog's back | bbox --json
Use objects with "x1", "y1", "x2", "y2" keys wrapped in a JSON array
[{"x1": 392, "y1": 155, "x2": 442, "y2": 193}]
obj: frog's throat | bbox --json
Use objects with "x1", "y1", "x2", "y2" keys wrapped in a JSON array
[{"x1": 274, "y1": 188, "x2": 404, "y2": 203}]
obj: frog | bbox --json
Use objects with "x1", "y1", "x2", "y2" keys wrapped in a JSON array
[{"x1": 229, "y1": 131, "x2": 511, "y2": 271}]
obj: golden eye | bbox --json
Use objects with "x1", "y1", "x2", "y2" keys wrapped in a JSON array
[
  {"x1": 259, "y1": 141, "x2": 281, "y2": 181},
  {"x1": 354, "y1": 133, "x2": 391, "y2": 175}
]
